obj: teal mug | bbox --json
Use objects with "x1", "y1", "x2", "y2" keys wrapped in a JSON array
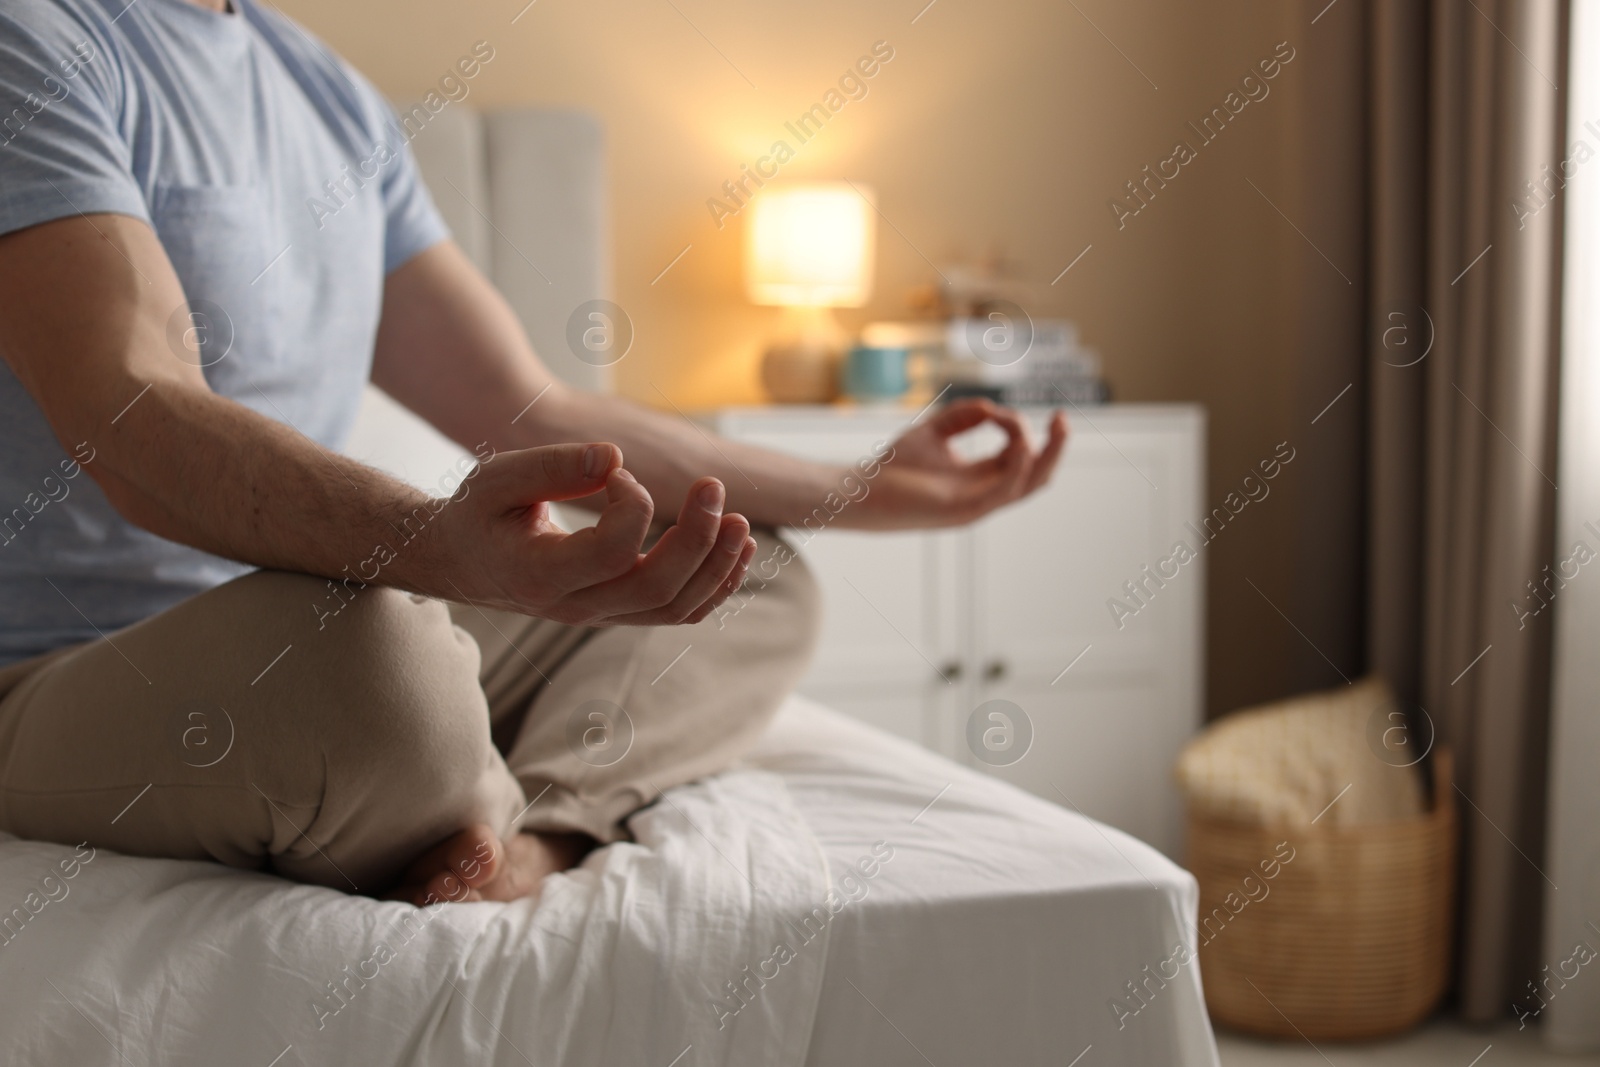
[{"x1": 841, "y1": 345, "x2": 910, "y2": 402}]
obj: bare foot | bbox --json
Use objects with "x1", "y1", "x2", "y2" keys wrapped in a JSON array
[
  {"x1": 383, "y1": 823, "x2": 591, "y2": 906},
  {"x1": 474, "y1": 829, "x2": 592, "y2": 902}
]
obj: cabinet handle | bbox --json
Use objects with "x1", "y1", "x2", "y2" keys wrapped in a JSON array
[
  {"x1": 983, "y1": 659, "x2": 1008, "y2": 682},
  {"x1": 938, "y1": 659, "x2": 963, "y2": 682}
]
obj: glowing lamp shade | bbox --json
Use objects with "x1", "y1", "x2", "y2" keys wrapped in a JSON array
[{"x1": 745, "y1": 184, "x2": 875, "y2": 308}]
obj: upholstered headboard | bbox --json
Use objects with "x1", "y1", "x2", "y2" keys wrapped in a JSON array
[{"x1": 342, "y1": 105, "x2": 610, "y2": 490}]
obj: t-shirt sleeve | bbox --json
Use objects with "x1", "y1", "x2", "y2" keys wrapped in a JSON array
[
  {"x1": 0, "y1": 4, "x2": 147, "y2": 237},
  {"x1": 371, "y1": 98, "x2": 451, "y2": 274}
]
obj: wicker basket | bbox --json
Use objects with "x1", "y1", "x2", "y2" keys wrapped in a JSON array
[{"x1": 1186, "y1": 751, "x2": 1457, "y2": 1041}]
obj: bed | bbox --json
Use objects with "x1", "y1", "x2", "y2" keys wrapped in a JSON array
[
  {"x1": 0, "y1": 696, "x2": 1217, "y2": 1066},
  {"x1": 0, "y1": 106, "x2": 1220, "y2": 1066}
]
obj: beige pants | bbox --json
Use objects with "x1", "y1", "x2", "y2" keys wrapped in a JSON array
[{"x1": 0, "y1": 535, "x2": 818, "y2": 894}]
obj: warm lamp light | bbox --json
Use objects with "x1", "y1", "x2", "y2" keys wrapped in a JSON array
[
  {"x1": 744, "y1": 183, "x2": 876, "y2": 403},
  {"x1": 746, "y1": 184, "x2": 875, "y2": 307}
]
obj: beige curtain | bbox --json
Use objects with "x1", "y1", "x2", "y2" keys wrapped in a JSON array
[{"x1": 1366, "y1": 0, "x2": 1566, "y2": 1021}]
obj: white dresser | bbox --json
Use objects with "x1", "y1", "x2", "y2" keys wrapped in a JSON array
[{"x1": 710, "y1": 403, "x2": 1206, "y2": 857}]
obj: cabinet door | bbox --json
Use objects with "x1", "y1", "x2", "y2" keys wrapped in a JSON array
[
  {"x1": 967, "y1": 417, "x2": 1185, "y2": 682},
  {"x1": 960, "y1": 415, "x2": 1204, "y2": 857}
]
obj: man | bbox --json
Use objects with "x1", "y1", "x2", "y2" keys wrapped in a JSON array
[{"x1": 0, "y1": 0, "x2": 1066, "y2": 906}]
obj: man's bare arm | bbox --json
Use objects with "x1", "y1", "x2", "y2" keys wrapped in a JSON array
[
  {"x1": 372, "y1": 242, "x2": 1068, "y2": 533},
  {"x1": 0, "y1": 214, "x2": 755, "y2": 626}
]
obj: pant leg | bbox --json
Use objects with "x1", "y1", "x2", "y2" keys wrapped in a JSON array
[
  {"x1": 451, "y1": 530, "x2": 822, "y2": 843},
  {"x1": 0, "y1": 570, "x2": 526, "y2": 893}
]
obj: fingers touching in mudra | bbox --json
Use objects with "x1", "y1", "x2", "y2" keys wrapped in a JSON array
[
  {"x1": 863, "y1": 399, "x2": 1070, "y2": 530},
  {"x1": 435, "y1": 442, "x2": 755, "y2": 627}
]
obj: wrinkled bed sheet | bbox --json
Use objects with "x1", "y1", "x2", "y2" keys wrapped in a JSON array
[{"x1": 0, "y1": 696, "x2": 1220, "y2": 1067}]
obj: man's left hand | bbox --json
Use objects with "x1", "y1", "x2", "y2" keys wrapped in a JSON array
[{"x1": 848, "y1": 399, "x2": 1069, "y2": 530}]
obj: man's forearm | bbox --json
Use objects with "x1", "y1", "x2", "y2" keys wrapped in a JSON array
[
  {"x1": 91, "y1": 378, "x2": 454, "y2": 596},
  {"x1": 515, "y1": 386, "x2": 852, "y2": 528}
]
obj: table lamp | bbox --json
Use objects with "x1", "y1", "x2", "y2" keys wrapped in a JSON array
[{"x1": 745, "y1": 183, "x2": 875, "y2": 403}]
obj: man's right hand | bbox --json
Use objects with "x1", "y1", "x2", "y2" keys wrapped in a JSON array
[{"x1": 426, "y1": 442, "x2": 756, "y2": 626}]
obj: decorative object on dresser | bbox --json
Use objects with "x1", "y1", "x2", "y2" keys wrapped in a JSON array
[
  {"x1": 840, "y1": 343, "x2": 911, "y2": 404},
  {"x1": 710, "y1": 403, "x2": 1205, "y2": 857}
]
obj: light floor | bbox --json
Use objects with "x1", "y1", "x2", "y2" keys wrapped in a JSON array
[{"x1": 1217, "y1": 1020, "x2": 1600, "y2": 1066}]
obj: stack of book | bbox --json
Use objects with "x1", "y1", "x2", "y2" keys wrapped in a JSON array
[{"x1": 860, "y1": 318, "x2": 1110, "y2": 407}]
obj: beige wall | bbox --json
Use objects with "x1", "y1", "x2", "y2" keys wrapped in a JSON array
[{"x1": 281, "y1": 0, "x2": 1354, "y2": 717}]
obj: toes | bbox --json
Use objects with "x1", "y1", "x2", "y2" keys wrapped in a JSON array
[
  {"x1": 382, "y1": 823, "x2": 505, "y2": 905},
  {"x1": 473, "y1": 831, "x2": 593, "y2": 902},
  {"x1": 423, "y1": 869, "x2": 484, "y2": 905},
  {"x1": 383, "y1": 828, "x2": 593, "y2": 906},
  {"x1": 419, "y1": 824, "x2": 502, "y2": 903},
  {"x1": 443, "y1": 823, "x2": 503, "y2": 889}
]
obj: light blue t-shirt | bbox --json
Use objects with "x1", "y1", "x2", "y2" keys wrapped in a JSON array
[{"x1": 0, "y1": 0, "x2": 448, "y2": 664}]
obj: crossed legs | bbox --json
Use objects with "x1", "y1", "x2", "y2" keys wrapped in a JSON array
[{"x1": 0, "y1": 534, "x2": 819, "y2": 901}]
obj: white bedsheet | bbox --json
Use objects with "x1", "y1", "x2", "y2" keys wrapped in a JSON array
[
  {"x1": 0, "y1": 769, "x2": 832, "y2": 1067},
  {"x1": 0, "y1": 697, "x2": 1219, "y2": 1067},
  {"x1": 748, "y1": 700, "x2": 1220, "y2": 1067}
]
